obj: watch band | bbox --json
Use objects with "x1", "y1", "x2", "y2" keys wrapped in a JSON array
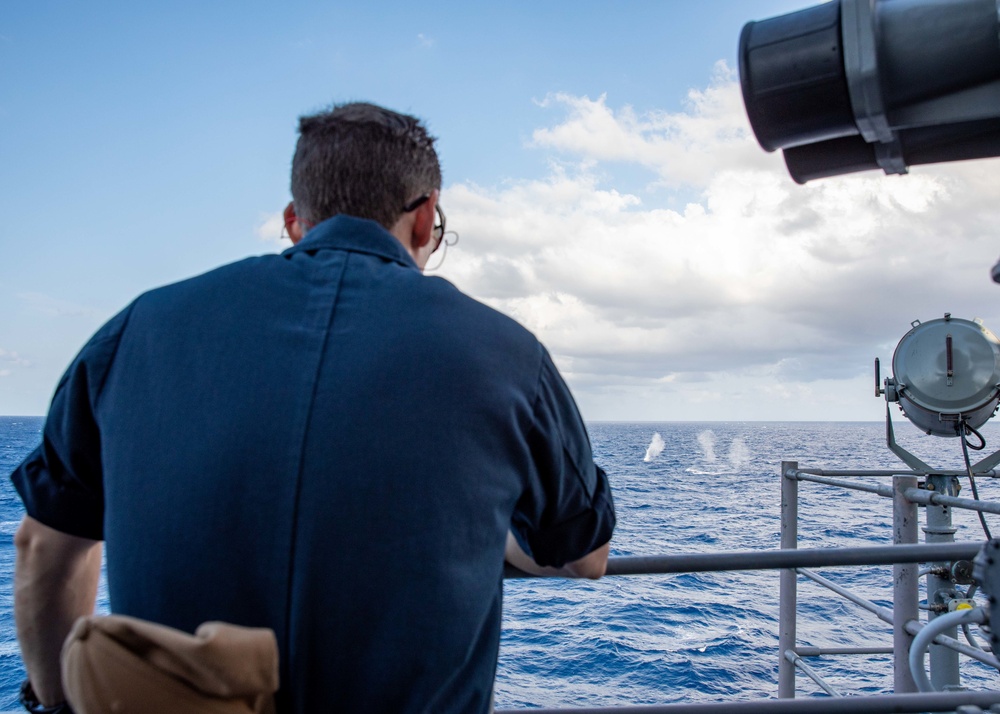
[{"x1": 18, "y1": 680, "x2": 73, "y2": 714}]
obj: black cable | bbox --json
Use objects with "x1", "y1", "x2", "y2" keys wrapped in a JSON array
[
  {"x1": 964, "y1": 422, "x2": 986, "y2": 450},
  {"x1": 961, "y1": 420, "x2": 993, "y2": 540}
]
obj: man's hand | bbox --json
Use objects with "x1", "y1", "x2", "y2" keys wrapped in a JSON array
[
  {"x1": 15, "y1": 516, "x2": 102, "y2": 706},
  {"x1": 504, "y1": 530, "x2": 609, "y2": 580}
]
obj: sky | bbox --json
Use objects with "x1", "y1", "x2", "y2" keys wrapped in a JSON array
[{"x1": 2, "y1": 1, "x2": 1000, "y2": 421}]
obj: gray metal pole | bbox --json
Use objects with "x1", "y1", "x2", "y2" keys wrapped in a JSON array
[
  {"x1": 778, "y1": 461, "x2": 798, "y2": 699},
  {"x1": 924, "y1": 474, "x2": 960, "y2": 691},
  {"x1": 503, "y1": 542, "x2": 982, "y2": 578},
  {"x1": 893, "y1": 474, "x2": 919, "y2": 693}
]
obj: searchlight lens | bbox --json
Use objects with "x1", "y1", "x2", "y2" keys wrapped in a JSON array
[{"x1": 889, "y1": 315, "x2": 1000, "y2": 437}]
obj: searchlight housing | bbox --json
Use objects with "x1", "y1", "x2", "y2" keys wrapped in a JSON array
[
  {"x1": 883, "y1": 314, "x2": 1000, "y2": 437},
  {"x1": 738, "y1": 0, "x2": 1000, "y2": 183},
  {"x1": 877, "y1": 315, "x2": 1000, "y2": 471}
]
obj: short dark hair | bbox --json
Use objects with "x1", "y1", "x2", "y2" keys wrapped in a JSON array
[{"x1": 290, "y1": 102, "x2": 442, "y2": 230}]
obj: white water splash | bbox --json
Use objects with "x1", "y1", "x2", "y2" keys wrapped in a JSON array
[
  {"x1": 728, "y1": 436, "x2": 750, "y2": 471},
  {"x1": 643, "y1": 432, "x2": 665, "y2": 462},
  {"x1": 697, "y1": 430, "x2": 717, "y2": 463}
]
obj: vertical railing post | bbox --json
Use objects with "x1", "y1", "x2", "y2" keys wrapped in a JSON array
[
  {"x1": 893, "y1": 474, "x2": 918, "y2": 693},
  {"x1": 925, "y1": 474, "x2": 960, "y2": 691},
  {"x1": 779, "y1": 460, "x2": 798, "y2": 699}
]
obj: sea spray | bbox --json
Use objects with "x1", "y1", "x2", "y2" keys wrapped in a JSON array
[
  {"x1": 728, "y1": 436, "x2": 750, "y2": 471},
  {"x1": 697, "y1": 430, "x2": 717, "y2": 463},
  {"x1": 643, "y1": 432, "x2": 665, "y2": 462}
]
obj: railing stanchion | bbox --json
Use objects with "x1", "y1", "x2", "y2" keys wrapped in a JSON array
[
  {"x1": 893, "y1": 474, "x2": 919, "y2": 693},
  {"x1": 779, "y1": 461, "x2": 798, "y2": 699},
  {"x1": 925, "y1": 474, "x2": 961, "y2": 691}
]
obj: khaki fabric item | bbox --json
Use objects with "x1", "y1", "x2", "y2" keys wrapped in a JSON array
[{"x1": 61, "y1": 615, "x2": 279, "y2": 714}]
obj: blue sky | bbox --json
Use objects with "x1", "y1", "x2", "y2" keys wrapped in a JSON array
[{"x1": 4, "y1": 1, "x2": 1000, "y2": 421}]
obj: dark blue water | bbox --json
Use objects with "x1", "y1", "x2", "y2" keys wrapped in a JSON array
[
  {"x1": 3, "y1": 417, "x2": 1000, "y2": 709},
  {"x1": 0, "y1": 417, "x2": 42, "y2": 707},
  {"x1": 496, "y1": 421, "x2": 1000, "y2": 708}
]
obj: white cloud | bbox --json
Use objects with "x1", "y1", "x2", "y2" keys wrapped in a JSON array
[
  {"x1": 256, "y1": 210, "x2": 289, "y2": 248},
  {"x1": 437, "y1": 69, "x2": 1000, "y2": 420},
  {"x1": 531, "y1": 62, "x2": 775, "y2": 188},
  {"x1": 17, "y1": 293, "x2": 105, "y2": 320},
  {"x1": 0, "y1": 347, "x2": 30, "y2": 377},
  {"x1": 417, "y1": 33, "x2": 434, "y2": 48}
]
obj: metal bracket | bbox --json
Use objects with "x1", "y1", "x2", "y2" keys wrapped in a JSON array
[
  {"x1": 840, "y1": 0, "x2": 909, "y2": 176},
  {"x1": 972, "y1": 445, "x2": 1000, "y2": 474},
  {"x1": 841, "y1": 0, "x2": 892, "y2": 143},
  {"x1": 874, "y1": 137, "x2": 908, "y2": 176},
  {"x1": 972, "y1": 540, "x2": 1000, "y2": 654},
  {"x1": 886, "y1": 403, "x2": 934, "y2": 472},
  {"x1": 886, "y1": 402, "x2": 1000, "y2": 474}
]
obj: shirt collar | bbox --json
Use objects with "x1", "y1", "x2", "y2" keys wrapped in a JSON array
[{"x1": 283, "y1": 214, "x2": 418, "y2": 270}]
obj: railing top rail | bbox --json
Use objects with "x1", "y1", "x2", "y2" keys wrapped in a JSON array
[
  {"x1": 787, "y1": 469, "x2": 1000, "y2": 515},
  {"x1": 503, "y1": 542, "x2": 982, "y2": 579},
  {"x1": 790, "y1": 467, "x2": 999, "y2": 478}
]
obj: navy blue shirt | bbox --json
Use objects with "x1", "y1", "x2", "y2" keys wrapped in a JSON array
[{"x1": 12, "y1": 215, "x2": 615, "y2": 713}]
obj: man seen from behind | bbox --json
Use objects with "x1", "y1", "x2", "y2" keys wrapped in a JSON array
[{"x1": 12, "y1": 101, "x2": 616, "y2": 713}]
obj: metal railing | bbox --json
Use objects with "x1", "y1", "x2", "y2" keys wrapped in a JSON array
[
  {"x1": 780, "y1": 460, "x2": 1000, "y2": 699},
  {"x1": 494, "y1": 459, "x2": 1000, "y2": 714}
]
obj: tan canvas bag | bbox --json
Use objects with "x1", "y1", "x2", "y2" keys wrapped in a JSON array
[{"x1": 61, "y1": 615, "x2": 278, "y2": 714}]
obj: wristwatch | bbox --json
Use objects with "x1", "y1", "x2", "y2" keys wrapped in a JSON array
[{"x1": 18, "y1": 680, "x2": 73, "y2": 714}]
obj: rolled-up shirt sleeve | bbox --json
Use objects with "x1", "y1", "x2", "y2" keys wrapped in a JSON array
[
  {"x1": 11, "y1": 306, "x2": 132, "y2": 540},
  {"x1": 510, "y1": 348, "x2": 615, "y2": 568}
]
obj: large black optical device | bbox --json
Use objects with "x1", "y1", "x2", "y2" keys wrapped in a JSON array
[{"x1": 739, "y1": 0, "x2": 1000, "y2": 184}]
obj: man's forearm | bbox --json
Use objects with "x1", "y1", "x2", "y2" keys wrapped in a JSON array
[
  {"x1": 15, "y1": 516, "x2": 102, "y2": 706},
  {"x1": 504, "y1": 531, "x2": 610, "y2": 580},
  {"x1": 560, "y1": 542, "x2": 610, "y2": 579}
]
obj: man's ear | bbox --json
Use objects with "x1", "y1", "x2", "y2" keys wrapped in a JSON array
[
  {"x1": 283, "y1": 202, "x2": 305, "y2": 244},
  {"x1": 410, "y1": 189, "x2": 439, "y2": 250}
]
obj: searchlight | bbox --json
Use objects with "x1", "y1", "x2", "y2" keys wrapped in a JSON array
[{"x1": 877, "y1": 314, "x2": 1000, "y2": 471}]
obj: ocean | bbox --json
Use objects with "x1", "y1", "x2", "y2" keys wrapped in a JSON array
[{"x1": 2, "y1": 416, "x2": 1000, "y2": 709}]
